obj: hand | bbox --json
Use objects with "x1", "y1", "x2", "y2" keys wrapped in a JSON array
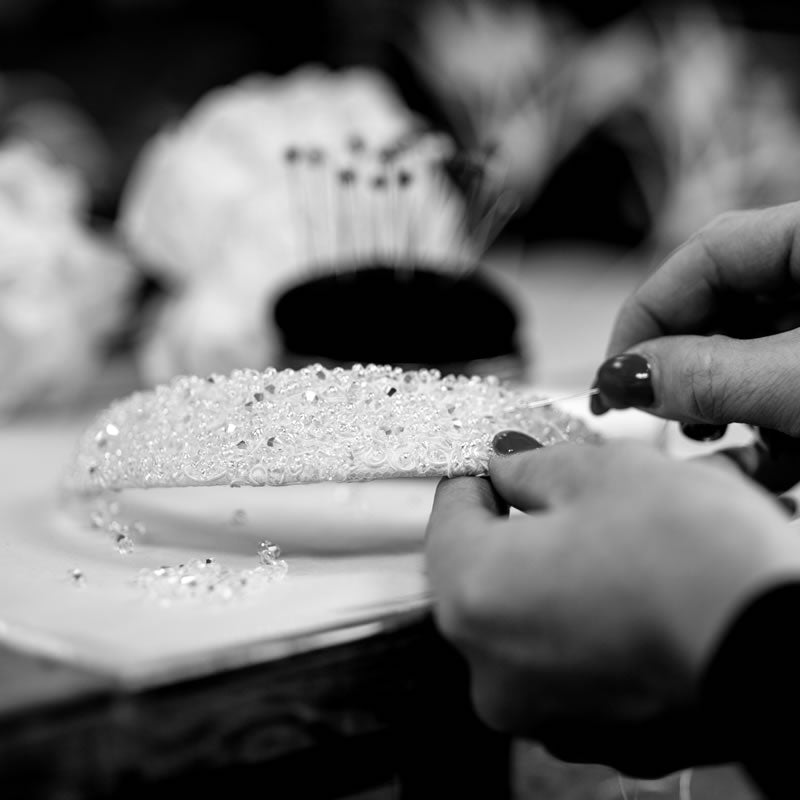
[
  {"x1": 590, "y1": 202, "x2": 800, "y2": 489},
  {"x1": 425, "y1": 436, "x2": 800, "y2": 775}
]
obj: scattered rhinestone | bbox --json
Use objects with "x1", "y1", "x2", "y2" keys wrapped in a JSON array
[
  {"x1": 69, "y1": 568, "x2": 86, "y2": 588},
  {"x1": 258, "y1": 539, "x2": 282, "y2": 564},
  {"x1": 115, "y1": 532, "x2": 135, "y2": 555},
  {"x1": 135, "y1": 554, "x2": 288, "y2": 605},
  {"x1": 82, "y1": 496, "x2": 147, "y2": 554}
]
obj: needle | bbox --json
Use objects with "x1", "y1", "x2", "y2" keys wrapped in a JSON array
[{"x1": 522, "y1": 388, "x2": 600, "y2": 409}]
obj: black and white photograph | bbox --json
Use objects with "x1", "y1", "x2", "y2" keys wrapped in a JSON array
[{"x1": 2, "y1": 1, "x2": 800, "y2": 798}]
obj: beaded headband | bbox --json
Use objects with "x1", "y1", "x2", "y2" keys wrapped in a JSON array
[{"x1": 63, "y1": 364, "x2": 597, "y2": 497}]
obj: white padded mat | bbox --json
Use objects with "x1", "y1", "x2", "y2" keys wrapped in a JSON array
[{"x1": 0, "y1": 393, "x2": 663, "y2": 687}]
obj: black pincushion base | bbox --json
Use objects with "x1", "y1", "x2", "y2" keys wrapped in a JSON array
[{"x1": 273, "y1": 265, "x2": 521, "y2": 372}]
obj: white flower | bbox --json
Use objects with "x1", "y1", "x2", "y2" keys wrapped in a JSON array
[
  {"x1": 120, "y1": 65, "x2": 474, "y2": 384},
  {"x1": 0, "y1": 139, "x2": 88, "y2": 219},
  {"x1": 137, "y1": 282, "x2": 272, "y2": 387},
  {"x1": 408, "y1": 0, "x2": 576, "y2": 204},
  {"x1": 0, "y1": 142, "x2": 133, "y2": 417},
  {"x1": 644, "y1": 12, "x2": 800, "y2": 246},
  {"x1": 119, "y1": 65, "x2": 421, "y2": 290},
  {"x1": 408, "y1": 2, "x2": 800, "y2": 247}
]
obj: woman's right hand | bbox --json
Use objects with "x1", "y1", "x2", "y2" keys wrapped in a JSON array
[{"x1": 591, "y1": 201, "x2": 800, "y2": 490}]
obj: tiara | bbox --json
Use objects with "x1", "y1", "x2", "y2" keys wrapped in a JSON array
[{"x1": 63, "y1": 363, "x2": 597, "y2": 498}]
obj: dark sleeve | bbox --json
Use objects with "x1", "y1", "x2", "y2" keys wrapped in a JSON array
[{"x1": 701, "y1": 583, "x2": 800, "y2": 799}]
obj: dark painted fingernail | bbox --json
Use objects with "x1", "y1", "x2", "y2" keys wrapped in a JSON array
[
  {"x1": 778, "y1": 495, "x2": 798, "y2": 517},
  {"x1": 680, "y1": 422, "x2": 728, "y2": 442},
  {"x1": 594, "y1": 353, "x2": 654, "y2": 410},
  {"x1": 492, "y1": 430, "x2": 543, "y2": 456},
  {"x1": 589, "y1": 380, "x2": 609, "y2": 416}
]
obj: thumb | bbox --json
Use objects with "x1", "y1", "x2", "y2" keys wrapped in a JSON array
[
  {"x1": 593, "y1": 330, "x2": 800, "y2": 435},
  {"x1": 488, "y1": 437, "x2": 634, "y2": 511}
]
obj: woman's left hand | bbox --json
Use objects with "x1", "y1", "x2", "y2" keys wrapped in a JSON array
[{"x1": 425, "y1": 437, "x2": 800, "y2": 776}]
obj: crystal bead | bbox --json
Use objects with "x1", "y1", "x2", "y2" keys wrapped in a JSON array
[
  {"x1": 135, "y1": 554, "x2": 287, "y2": 604},
  {"x1": 69, "y1": 568, "x2": 86, "y2": 587},
  {"x1": 258, "y1": 540, "x2": 282, "y2": 563},
  {"x1": 63, "y1": 364, "x2": 598, "y2": 497}
]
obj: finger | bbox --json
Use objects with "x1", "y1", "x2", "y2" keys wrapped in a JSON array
[
  {"x1": 426, "y1": 478, "x2": 523, "y2": 649},
  {"x1": 598, "y1": 329, "x2": 800, "y2": 433},
  {"x1": 488, "y1": 440, "x2": 630, "y2": 511},
  {"x1": 425, "y1": 476, "x2": 507, "y2": 575},
  {"x1": 698, "y1": 441, "x2": 800, "y2": 495},
  {"x1": 427, "y1": 476, "x2": 507, "y2": 537},
  {"x1": 607, "y1": 203, "x2": 800, "y2": 357}
]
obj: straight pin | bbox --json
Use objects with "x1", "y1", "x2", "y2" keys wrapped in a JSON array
[{"x1": 521, "y1": 388, "x2": 600, "y2": 410}]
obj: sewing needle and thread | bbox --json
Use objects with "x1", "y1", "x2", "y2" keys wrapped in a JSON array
[{"x1": 522, "y1": 388, "x2": 600, "y2": 410}]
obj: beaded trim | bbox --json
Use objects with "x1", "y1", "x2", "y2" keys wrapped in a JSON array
[{"x1": 63, "y1": 364, "x2": 597, "y2": 496}]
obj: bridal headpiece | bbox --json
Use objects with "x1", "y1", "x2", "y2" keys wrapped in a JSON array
[{"x1": 64, "y1": 363, "x2": 597, "y2": 497}]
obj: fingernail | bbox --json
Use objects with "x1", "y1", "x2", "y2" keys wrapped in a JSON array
[
  {"x1": 594, "y1": 353, "x2": 654, "y2": 409},
  {"x1": 589, "y1": 380, "x2": 609, "y2": 416},
  {"x1": 680, "y1": 422, "x2": 728, "y2": 442},
  {"x1": 778, "y1": 495, "x2": 798, "y2": 517},
  {"x1": 492, "y1": 430, "x2": 543, "y2": 456}
]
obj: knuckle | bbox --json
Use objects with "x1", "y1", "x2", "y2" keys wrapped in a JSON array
[
  {"x1": 698, "y1": 209, "x2": 747, "y2": 240},
  {"x1": 434, "y1": 568, "x2": 497, "y2": 646},
  {"x1": 688, "y1": 212, "x2": 748, "y2": 277},
  {"x1": 684, "y1": 337, "x2": 728, "y2": 421}
]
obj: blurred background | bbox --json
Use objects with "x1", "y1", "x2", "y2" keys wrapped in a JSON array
[{"x1": 3, "y1": 0, "x2": 800, "y2": 416}]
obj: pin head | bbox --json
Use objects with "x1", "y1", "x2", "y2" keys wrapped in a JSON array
[{"x1": 347, "y1": 135, "x2": 366, "y2": 153}]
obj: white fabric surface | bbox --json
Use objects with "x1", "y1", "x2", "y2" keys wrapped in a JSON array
[
  {"x1": 0, "y1": 417, "x2": 435, "y2": 685},
  {"x1": 0, "y1": 393, "x2": 666, "y2": 687}
]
